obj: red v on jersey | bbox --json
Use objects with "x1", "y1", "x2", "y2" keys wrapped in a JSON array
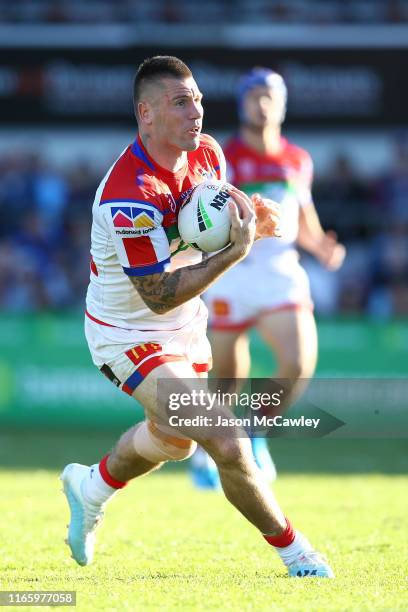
[{"x1": 86, "y1": 133, "x2": 226, "y2": 330}]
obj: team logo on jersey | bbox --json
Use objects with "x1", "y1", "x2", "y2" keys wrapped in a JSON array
[{"x1": 111, "y1": 206, "x2": 156, "y2": 234}]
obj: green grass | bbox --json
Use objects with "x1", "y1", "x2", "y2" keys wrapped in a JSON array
[{"x1": 0, "y1": 432, "x2": 407, "y2": 611}]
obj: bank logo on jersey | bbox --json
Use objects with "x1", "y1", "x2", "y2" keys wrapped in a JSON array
[
  {"x1": 133, "y1": 212, "x2": 155, "y2": 228},
  {"x1": 111, "y1": 206, "x2": 156, "y2": 229}
]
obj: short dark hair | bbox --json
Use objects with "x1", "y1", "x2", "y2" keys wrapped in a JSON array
[{"x1": 133, "y1": 56, "x2": 192, "y2": 117}]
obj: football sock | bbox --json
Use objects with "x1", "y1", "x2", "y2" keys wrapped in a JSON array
[
  {"x1": 82, "y1": 455, "x2": 127, "y2": 505},
  {"x1": 263, "y1": 518, "x2": 313, "y2": 566}
]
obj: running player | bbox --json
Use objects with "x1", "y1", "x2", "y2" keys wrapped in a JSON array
[
  {"x1": 204, "y1": 68, "x2": 345, "y2": 481},
  {"x1": 60, "y1": 56, "x2": 334, "y2": 578}
]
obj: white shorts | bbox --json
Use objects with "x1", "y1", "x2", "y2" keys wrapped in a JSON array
[
  {"x1": 85, "y1": 301, "x2": 212, "y2": 396},
  {"x1": 205, "y1": 254, "x2": 312, "y2": 331}
]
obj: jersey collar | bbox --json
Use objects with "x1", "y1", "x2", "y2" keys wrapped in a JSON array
[{"x1": 131, "y1": 135, "x2": 188, "y2": 181}]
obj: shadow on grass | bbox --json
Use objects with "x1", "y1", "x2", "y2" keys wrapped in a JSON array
[{"x1": 1, "y1": 428, "x2": 407, "y2": 474}]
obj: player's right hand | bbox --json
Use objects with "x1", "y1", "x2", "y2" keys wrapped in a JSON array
[{"x1": 228, "y1": 186, "x2": 256, "y2": 260}]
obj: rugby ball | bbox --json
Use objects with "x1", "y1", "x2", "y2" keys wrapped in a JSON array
[{"x1": 178, "y1": 180, "x2": 232, "y2": 252}]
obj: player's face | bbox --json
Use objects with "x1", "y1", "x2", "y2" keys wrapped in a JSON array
[
  {"x1": 152, "y1": 77, "x2": 204, "y2": 152},
  {"x1": 243, "y1": 85, "x2": 285, "y2": 128}
]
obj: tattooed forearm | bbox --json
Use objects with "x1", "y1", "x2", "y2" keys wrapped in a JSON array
[
  {"x1": 129, "y1": 245, "x2": 240, "y2": 314},
  {"x1": 129, "y1": 269, "x2": 183, "y2": 314}
]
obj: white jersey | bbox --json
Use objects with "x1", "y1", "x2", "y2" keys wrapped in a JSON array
[
  {"x1": 85, "y1": 134, "x2": 225, "y2": 331},
  {"x1": 224, "y1": 135, "x2": 313, "y2": 268},
  {"x1": 206, "y1": 135, "x2": 314, "y2": 327}
]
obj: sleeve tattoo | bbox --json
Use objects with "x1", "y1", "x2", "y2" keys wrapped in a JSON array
[{"x1": 128, "y1": 259, "x2": 211, "y2": 314}]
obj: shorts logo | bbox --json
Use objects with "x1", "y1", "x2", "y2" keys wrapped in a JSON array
[
  {"x1": 100, "y1": 363, "x2": 121, "y2": 387},
  {"x1": 126, "y1": 343, "x2": 163, "y2": 367},
  {"x1": 111, "y1": 207, "x2": 156, "y2": 229}
]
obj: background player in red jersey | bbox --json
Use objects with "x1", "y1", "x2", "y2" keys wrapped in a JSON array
[
  {"x1": 60, "y1": 56, "x2": 334, "y2": 578},
  {"x1": 203, "y1": 68, "x2": 346, "y2": 483}
]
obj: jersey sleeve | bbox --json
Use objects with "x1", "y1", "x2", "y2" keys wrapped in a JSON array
[
  {"x1": 215, "y1": 142, "x2": 227, "y2": 182},
  {"x1": 297, "y1": 150, "x2": 314, "y2": 208},
  {"x1": 101, "y1": 200, "x2": 171, "y2": 276}
]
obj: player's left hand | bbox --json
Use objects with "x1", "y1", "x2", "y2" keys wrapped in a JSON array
[
  {"x1": 251, "y1": 193, "x2": 281, "y2": 239},
  {"x1": 317, "y1": 231, "x2": 346, "y2": 270}
]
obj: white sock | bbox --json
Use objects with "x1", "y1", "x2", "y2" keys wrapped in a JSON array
[
  {"x1": 81, "y1": 463, "x2": 117, "y2": 506},
  {"x1": 275, "y1": 531, "x2": 314, "y2": 566}
]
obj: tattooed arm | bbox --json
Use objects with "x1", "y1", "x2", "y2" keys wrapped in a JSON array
[
  {"x1": 130, "y1": 190, "x2": 256, "y2": 314},
  {"x1": 130, "y1": 246, "x2": 239, "y2": 314}
]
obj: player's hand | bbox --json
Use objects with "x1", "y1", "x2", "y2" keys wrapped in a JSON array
[
  {"x1": 251, "y1": 194, "x2": 281, "y2": 239},
  {"x1": 316, "y1": 231, "x2": 346, "y2": 270},
  {"x1": 227, "y1": 186, "x2": 256, "y2": 260}
]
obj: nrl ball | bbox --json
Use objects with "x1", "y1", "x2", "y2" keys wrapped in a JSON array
[{"x1": 178, "y1": 180, "x2": 233, "y2": 252}]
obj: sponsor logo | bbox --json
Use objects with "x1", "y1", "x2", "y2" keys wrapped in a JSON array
[
  {"x1": 297, "y1": 570, "x2": 318, "y2": 577},
  {"x1": 111, "y1": 206, "x2": 156, "y2": 229},
  {"x1": 133, "y1": 212, "x2": 155, "y2": 228},
  {"x1": 197, "y1": 196, "x2": 213, "y2": 232},
  {"x1": 100, "y1": 363, "x2": 121, "y2": 387},
  {"x1": 115, "y1": 227, "x2": 154, "y2": 236},
  {"x1": 178, "y1": 187, "x2": 195, "y2": 210},
  {"x1": 210, "y1": 190, "x2": 229, "y2": 211},
  {"x1": 164, "y1": 193, "x2": 177, "y2": 213}
]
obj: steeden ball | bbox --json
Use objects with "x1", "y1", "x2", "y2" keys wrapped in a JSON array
[{"x1": 178, "y1": 180, "x2": 233, "y2": 252}]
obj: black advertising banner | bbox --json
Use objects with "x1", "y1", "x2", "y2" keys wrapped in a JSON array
[{"x1": 0, "y1": 45, "x2": 405, "y2": 127}]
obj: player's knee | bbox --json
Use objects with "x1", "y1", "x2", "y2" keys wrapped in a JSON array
[
  {"x1": 132, "y1": 421, "x2": 196, "y2": 463},
  {"x1": 207, "y1": 437, "x2": 252, "y2": 468},
  {"x1": 285, "y1": 360, "x2": 303, "y2": 380},
  {"x1": 281, "y1": 356, "x2": 314, "y2": 381}
]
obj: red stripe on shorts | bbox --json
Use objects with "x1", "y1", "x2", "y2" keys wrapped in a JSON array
[
  {"x1": 138, "y1": 354, "x2": 185, "y2": 378},
  {"x1": 122, "y1": 354, "x2": 185, "y2": 395},
  {"x1": 192, "y1": 362, "x2": 210, "y2": 373},
  {"x1": 210, "y1": 318, "x2": 255, "y2": 332},
  {"x1": 90, "y1": 256, "x2": 98, "y2": 276},
  {"x1": 259, "y1": 302, "x2": 314, "y2": 316}
]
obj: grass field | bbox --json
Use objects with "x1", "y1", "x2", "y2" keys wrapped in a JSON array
[{"x1": 1, "y1": 431, "x2": 407, "y2": 611}]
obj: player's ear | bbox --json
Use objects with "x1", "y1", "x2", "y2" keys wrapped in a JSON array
[{"x1": 138, "y1": 100, "x2": 154, "y2": 126}]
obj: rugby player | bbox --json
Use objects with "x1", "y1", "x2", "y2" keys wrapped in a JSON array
[
  {"x1": 60, "y1": 56, "x2": 334, "y2": 578},
  {"x1": 203, "y1": 68, "x2": 345, "y2": 481}
]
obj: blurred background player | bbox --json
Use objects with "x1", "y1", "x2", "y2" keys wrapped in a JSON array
[{"x1": 192, "y1": 68, "x2": 346, "y2": 488}]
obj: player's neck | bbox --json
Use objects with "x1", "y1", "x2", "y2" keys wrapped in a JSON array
[
  {"x1": 241, "y1": 125, "x2": 282, "y2": 156},
  {"x1": 140, "y1": 134, "x2": 187, "y2": 173}
]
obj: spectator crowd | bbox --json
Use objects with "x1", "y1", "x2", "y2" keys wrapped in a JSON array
[
  {"x1": 1, "y1": 138, "x2": 407, "y2": 318},
  {"x1": 1, "y1": 0, "x2": 407, "y2": 25}
]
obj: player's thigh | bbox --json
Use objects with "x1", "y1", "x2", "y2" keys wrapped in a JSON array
[
  {"x1": 132, "y1": 359, "x2": 246, "y2": 446},
  {"x1": 132, "y1": 359, "x2": 197, "y2": 420},
  {"x1": 209, "y1": 329, "x2": 251, "y2": 379},
  {"x1": 256, "y1": 307, "x2": 318, "y2": 377}
]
